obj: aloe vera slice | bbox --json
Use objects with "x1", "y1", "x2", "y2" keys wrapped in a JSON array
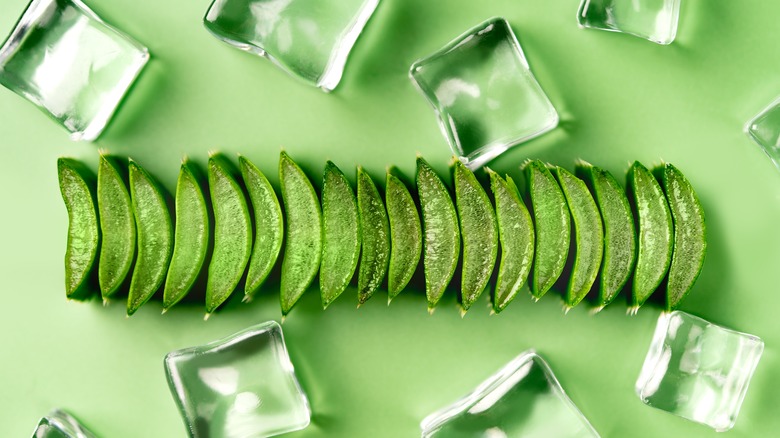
[
  {"x1": 554, "y1": 166, "x2": 603, "y2": 309},
  {"x1": 357, "y1": 167, "x2": 390, "y2": 305},
  {"x1": 454, "y1": 161, "x2": 497, "y2": 312},
  {"x1": 385, "y1": 170, "x2": 422, "y2": 300},
  {"x1": 240, "y1": 156, "x2": 283, "y2": 299},
  {"x1": 662, "y1": 163, "x2": 706, "y2": 310},
  {"x1": 417, "y1": 157, "x2": 460, "y2": 311},
  {"x1": 489, "y1": 170, "x2": 534, "y2": 313},
  {"x1": 320, "y1": 161, "x2": 360, "y2": 308},
  {"x1": 97, "y1": 154, "x2": 136, "y2": 300},
  {"x1": 578, "y1": 163, "x2": 636, "y2": 310},
  {"x1": 163, "y1": 160, "x2": 209, "y2": 311},
  {"x1": 58, "y1": 158, "x2": 100, "y2": 300},
  {"x1": 279, "y1": 151, "x2": 322, "y2": 315},
  {"x1": 628, "y1": 161, "x2": 673, "y2": 311},
  {"x1": 206, "y1": 155, "x2": 252, "y2": 315},
  {"x1": 525, "y1": 160, "x2": 570, "y2": 299},
  {"x1": 127, "y1": 159, "x2": 173, "y2": 315}
]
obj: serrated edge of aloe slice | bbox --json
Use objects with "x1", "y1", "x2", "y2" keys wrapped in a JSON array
[
  {"x1": 554, "y1": 166, "x2": 603, "y2": 309},
  {"x1": 357, "y1": 167, "x2": 390, "y2": 305},
  {"x1": 239, "y1": 155, "x2": 284, "y2": 298},
  {"x1": 279, "y1": 151, "x2": 323, "y2": 315},
  {"x1": 58, "y1": 158, "x2": 100, "y2": 300},
  {"x1": 454, "y1": 160, "x2": 497, "y2": 312},
  {"x1": 416, "y1": 156, "x2": 460, "y2": 311},
  {"x1": 663, "y1": 163, "x2": 706, "y2": 310},
  {"x1": 320, "y1": 161, "x2": 361, "y2": 308},
  {"x1": 489, "y1": 170, "x2": 534, "y2": 313},
  {"x1": 386, "y1": 171, "x2": 422, "y2": 300},
  {"x1": 163, "y1": 160, "x2": 209, "y2": 310},
  {"x1": 628, "y1": 161, "x2": 673, "y2": 311},
  {"x1": 127, "y1": 159, "x2": 173, "y2": 315}
]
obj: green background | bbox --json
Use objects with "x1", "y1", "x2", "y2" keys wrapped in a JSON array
[{"x1": 0, "y1": 0, "x2": 777, "y2": 436}]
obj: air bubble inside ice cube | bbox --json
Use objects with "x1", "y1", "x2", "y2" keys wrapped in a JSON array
[
  {"x1": 164, "y1": 321, "x2": 310, "y2": 438},
  {"x1": 746, "y1": 97, "x2": 780, "y2": 173},
  {"x1": 420, "y1": 350, "x2": 600, "y2": 437},
  {"x1": 577, "y1": 0, "x2": 681, "y2": 45},
  {"x1": 203, "y1": 0, "x2": 380, "y2": 92},
  {"x1": 409, "y1": 17, "x2": 559, "y2": 170},
  {"x1": 0, "y1": 0, "x2": 149, "y2": 141},
  {"x1": 32, "y1": 410, "x2": 96, "y2": 438},
  {"x1": 635, "y1": 311, "x2": 764, "y2": 432}
]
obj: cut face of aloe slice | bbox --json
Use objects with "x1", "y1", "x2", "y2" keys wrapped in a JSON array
[
  {"x1": 577, "y1": 163, "x2": 636, "y2": 310},
  {"x1": 525, "y1": 160, "x2": 570, "y2": 299},
  {"x1": 385, "y1": 170, "x2": 422, "y2": 300},
  {"x1": 454, "y1": 161, "x2": 497, "y2": 312},
  {"x1": 417, "y1": 157, "x2": 460, "y2": 310},
  {"x1": 662, "y1": 163, "x2": 706, "y2": 310},
  {"x1": 320, "y1": 161, "x2": 361, "y2": 308},
  {"x1": 554, "y1": 166, "x2": 603, "y2": 309},
  {"x1": 58, "y1": 158, "x2": 100, "y2": 300},
  {"x1": 489, "y1": 170, "x2": 534, "y2": 313},
  {"x1": 628, "y1": 161, "x2": 673, "y2": 310},
  {"x1": 279, "y1": 151, "x2": 322, "y2": 315},
  {"x1": 357, "y1": 167, "x2": 390, "y2": 305}
]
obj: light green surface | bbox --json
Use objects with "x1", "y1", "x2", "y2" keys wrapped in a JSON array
[{"x1": 0, "y1": 0, "x2": 778, "y2": 436}]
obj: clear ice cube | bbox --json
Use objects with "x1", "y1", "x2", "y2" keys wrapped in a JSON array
[
  {"x1": 577, "y1": 0, "x2": 681, "y2": 45},
  {"x1": 746, "y1": 97, "x2": 780, "y2": 172},
  {"x1": 32, "y1": 410, "x2": 96, "y2": 438},
  {"x1": 0, "y1": 0, "x2": 149, "y2": 141},
  {"x1": 420, "y1": 350, "x2": 600, "y2": 437},
  {"x1": 635, "y1": 311, "x2": 764, "y2": 432},
  {"x1": 203, "y1": 0, "x2": 380, "y2": 92},
  {"x1": 409, "y1": 18, "x2": 558, "y2": 170},
  {"x1": 164, "y1": 321, "x2": 311, "y2": 438}
]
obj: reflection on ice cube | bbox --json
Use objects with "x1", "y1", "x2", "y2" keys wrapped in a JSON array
[{"x1": 577, "y1": 0, "x2": 681, "y2": 45}]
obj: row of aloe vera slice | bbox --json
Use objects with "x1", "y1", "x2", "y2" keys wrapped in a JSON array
[{"x1": 58, "y1": 153, "x2": 706, "y2": 316}]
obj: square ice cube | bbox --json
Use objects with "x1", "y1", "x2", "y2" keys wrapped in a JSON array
[
  {"x1": 203, "y1": 0, "x2": 379, "y2": 92},
  {"x1": 635, "y1": 311, "x2": 764, "y2": 432},
  {"x1": 421, "y1": 350, "x2": 600, "y2": 437},
  {"x1": 409, "y1": 18, "x2": 558, "y2": 170},
  {"x1": 577, "y1": 0, "x2": 682, "y2": 45},
  {"x1": 164, "y1": 321, "x2": 311, "y2": 438},
  {"x1": 0, "y1": 0, "x2": 149, "y2": 141},
  {"x1": 746, "y1": 97, "x2": 780, "y2": 172},
  {"x1": 32, "y1": 410, "x2": 96, "y2": 438}
]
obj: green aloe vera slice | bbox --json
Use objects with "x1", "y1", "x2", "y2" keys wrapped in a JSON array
[
  {"x1": 554, "y1": 166, "x2": 604, "y2": 309},
  {"x1": 662, "y1": 163, "x2": 706, "y2": 310},
  {"x1": 416, "y1": 156, "x2": 460, "y2": 311},
  {"x1": 385, "y1": 170, "x2": 422, "y2": 300},
  {"x1": 240, "y1": 156, "x2": 283, "y2": 299},
  {"x1": 163, "y1": 160, "x2": 209, "y2": 311},
  {"x1": 58, "y1": 158, "x2": 100, "y2": 300},
  {"x1": 206, "y1": 155, "x2": 252, "y2": 315},
  {"x1": 320, "y1": 161, "x2": 361, "y2": 308},
  {"x1": 357, "y1": 167, "x2": 390, "y2": 305},
  {"x1": 488, "y1": 170, "x2": 534, "y2": 313},
  {"x1": 525, "y1": 160, "x2": 570, "y2": 299},
  {"x1": 628, "y1": 161, "x2": 673, "y2": 311},
  {"x1": 279, "y1": 151, "x2": 322, "y2": 315},
  {"x1": 577, "y1": 163, "x2": 636, "y2": 310},
  {"x1": 127, "y1": 159, "x2": 174, "y2": 315},
  {"x1": 97, "y1": 154, "x2": 136, "y2": 300},
  {"x1": 454, "y1": 161, "x2": 497, "y2": 312}
]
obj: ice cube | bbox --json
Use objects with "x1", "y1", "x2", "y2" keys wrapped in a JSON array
[
  {"x1": 577, "y1": 0, "x2": 681, "y2": 45},
  {"x1": 164, "y1": 321, "x2": 310, "y2": 438},
  {"x1": 31, "y1": 410, "x2": 96, "y2": 438},
  {"x1": 409, "y1": 17, "x2": 558, "y2": 170},
  {"x1": 203, "y1": 0, "x2": 380, "y2": 92},
  {"x1": 635, "y1": 311, "x2": 764, "y2": 432},
  {"x1": 0, "y1": 0, "x2": 149, "y2": 141},
  {"x1": 420, "y1": 350, "x2": 600, "y2": 437},
  {"x1": 746, "y1": 97, "x2": 780, "y2": 172}
]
